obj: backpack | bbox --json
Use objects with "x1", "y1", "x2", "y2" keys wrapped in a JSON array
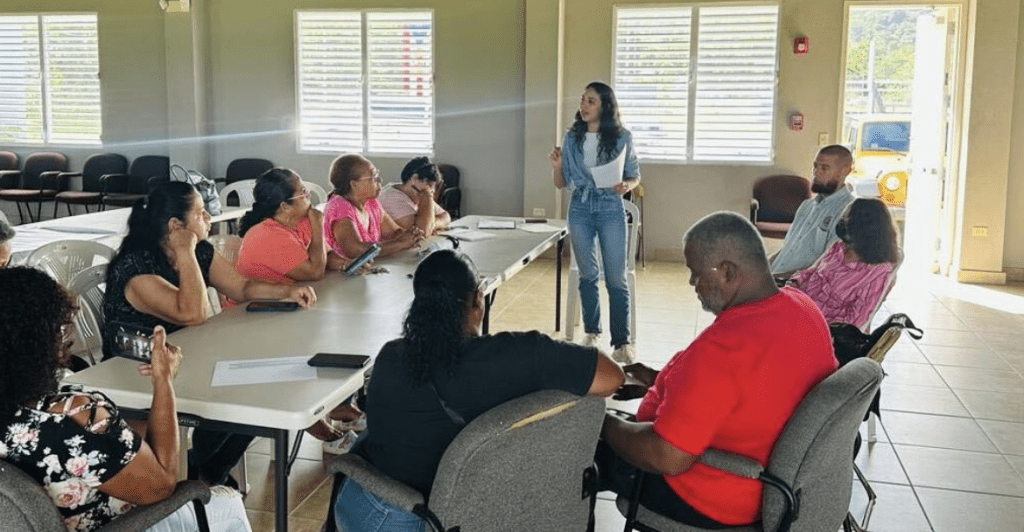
[
  {"x1": 830, "y1": 313, "x2": 922, "y2": 367},
  {"x1": 170, "y1": 164, "x2": 222, "y2": 215}
]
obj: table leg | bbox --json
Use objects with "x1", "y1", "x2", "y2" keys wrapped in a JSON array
[
  {"x1": 275, "y1": 429, "x2": 289, "y2": 532},
  {"x1": 482, "y1": 290, "x2": 495, "y2": 334},
  {"x1": 555, "y1": 238, "x2": 563, "y2": 332}
]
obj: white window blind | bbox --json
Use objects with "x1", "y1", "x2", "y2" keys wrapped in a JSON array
[
  {"x1": 0, "y1": 13, "x2": 100, "y2": 145},
  {"x1": 296, "y1": 10, "x2": 434, "y2": 155},
  {"x1": 614, "y1": 4, "x2": 779, "y2": 163},
  {"x1": 296, "y1": 11, "x2": 363, "y2": 153},
  {"x1": 614, "y1": 7, "x2": 692, "y2": 161},
  {"x1": 366, "y1": 12, "x2": 433, "y2": 154}
]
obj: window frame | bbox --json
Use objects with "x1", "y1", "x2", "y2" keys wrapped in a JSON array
[
  {"x1": 611, "y1": 2, "x2": 780, "y2": 166},
  {"x1": 294, "y1": 8, "x2": 435, "y2": 157},
  {"x1": 0, "y1": 12, "x2": 102, "y2": 147}
]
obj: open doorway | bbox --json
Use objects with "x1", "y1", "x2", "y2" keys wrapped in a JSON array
[{"x1": 839, "y1": 4, "x2": 964, "y2": 276}]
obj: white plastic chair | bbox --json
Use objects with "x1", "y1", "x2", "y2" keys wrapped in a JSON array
[
  {"x1": 219, "y1": 179, "x2": 257, "y2": 208},
  {"x1": 66, "y1": 264, "x2": 108, "y2": 365},
  {"x1": 306, "y1": 181, "x2": 328, "y2": 205},
  {"x1": 26, "y1": 240, "x2": 115, "y2": 287},
  {"x1": 564, "y1": 200, "x2": 640, "y2": 341}
]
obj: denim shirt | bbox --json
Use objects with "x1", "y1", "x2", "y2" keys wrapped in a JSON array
[{"x1": 561, "y1": 128, "x2": 640, "y2": 211}]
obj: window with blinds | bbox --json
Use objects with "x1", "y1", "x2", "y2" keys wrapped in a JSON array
[
  {"x1": 0, "y1": 13, "x2": 101, "y2": 146},
  {"x1": 613, "y1": 4, "x2": 779, "y2": 163},
  {"x1": 296, "y1": 10, "x2": 434, "y2": 155}
]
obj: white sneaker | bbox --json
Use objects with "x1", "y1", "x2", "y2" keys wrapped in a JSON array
[
  {"x1": 335, "y1": 415, "x2": 367, "y2": 432},
  {"x1": 322, "y1": 430, "x2": 359, "y2": 455},
  {"x1": 612, "y1": 344, "x2": 637, "y2": 364},
  {"x1": 581, "y1": 333, "x2": 602, "y2": 347}
]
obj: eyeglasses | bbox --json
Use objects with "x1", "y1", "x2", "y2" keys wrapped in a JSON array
[
  {"x1": 358, "y1": 169, "x2": 382, "y2": 185},
  {"x1": 288, "y1": 187, "x2": 310, "y2": 202}
]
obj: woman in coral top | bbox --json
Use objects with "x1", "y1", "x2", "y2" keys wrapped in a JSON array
[
  {"x1": 323, "y1": 154, "x2": 422, "y2": 259},
  {"x1": 789, "y1": 198, "x2": 899, "y2": 331},
  {"x1": 236, "y1": 168, "x2": 349, "y2": 283}
]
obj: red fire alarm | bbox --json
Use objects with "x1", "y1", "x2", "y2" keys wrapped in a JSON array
[
  {"x1": 794, "y1": 36, "x2": 809, "y2": 55},
  {"x1": 789, "y1": 113, "x2": 804, "y2": 132}
]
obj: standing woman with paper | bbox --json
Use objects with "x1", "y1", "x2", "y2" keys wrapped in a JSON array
[{"x1": 550, "y1": 81, "x2": 640, "y2": 364}]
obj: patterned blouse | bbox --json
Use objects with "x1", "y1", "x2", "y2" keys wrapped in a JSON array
[
  {"x1": 790, "y1": 240, "x2": 895, "y2": 332},
  {"x1": 0, "y1": 386, "x2": 142, "y2": 532},
  {"x1": 101, "y1": 241, "x2": 215, "y2": 359}
]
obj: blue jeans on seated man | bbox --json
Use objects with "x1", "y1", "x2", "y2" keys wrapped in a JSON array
[
  {"x1": 334, "y1": 477, "x2": 428, "y2": 532},
  {"x1": 569, "y1": 198, "x2": 631, "y2": 347}
]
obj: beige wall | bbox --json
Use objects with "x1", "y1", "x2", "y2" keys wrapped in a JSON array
[{"x1": 5, "y1": 0, "x2": 1024, "y2": 280}]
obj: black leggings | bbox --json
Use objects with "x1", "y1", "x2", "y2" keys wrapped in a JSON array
[
  {"x1": 188, "y1": 429, "x2": 255, "y2": 485},
  {"x1": 594, "y1": 441, "x2": 736, "y2": 530}
]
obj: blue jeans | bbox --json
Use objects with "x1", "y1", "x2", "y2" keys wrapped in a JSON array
[
  {"x1": 334, "y1": 477, "x2": 428, "y2": 532},
  {"x1": 568, "y1": 199, "x2": 631, "y2": 347}
]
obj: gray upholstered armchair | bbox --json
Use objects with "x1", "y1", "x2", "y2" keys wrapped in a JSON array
[
  {"x1": 326, "y1": 390, "x2": 605, "y2": 532},
  {"x1": 617, "y1": 358, "x2": 883, "y2": 532},
  {"x1": 0, "y1": 461, "x2": 212, "y2": 532}
]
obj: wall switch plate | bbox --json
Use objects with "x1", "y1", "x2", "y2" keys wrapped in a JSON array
[
  {"x1": 972, "y1": 226, "x2": 988, "y2": 237},
  {"x1": 532, "y1": 208, "x2": 545, "y2": 217},
  {"x1": 818, "y1": 132, "x2": 829, "y2": 146}
]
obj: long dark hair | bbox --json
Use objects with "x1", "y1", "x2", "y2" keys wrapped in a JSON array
[
  {"x1": 0, "y1": 267, "x2": 76, "y2": 426},
  {"x1": 402, "y1": 250, "x2": 479, "y2": 385},
  {"x1": 238, "y1": 168, "x2": 299, "y2": 237},
  {"x1": 571, "y1": 81, "x2": 624, "y2": 160},
  {"x1": 844, "y1": 198, "x2": 899, "y2": 264},
  {"x1": 107, "y1": 181, "x2": 198, "y2": 283}
]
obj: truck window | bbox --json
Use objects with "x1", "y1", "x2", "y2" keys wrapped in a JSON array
[{"x1": 862, "y1": 122, "x2": 911, "y2": 152}]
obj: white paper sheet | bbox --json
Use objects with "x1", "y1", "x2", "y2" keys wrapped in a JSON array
[
  {"x1": 442, "y1": 228, "x2": 495, "y2": 241},
  {"x1": 518, "y1": 223, "x2": 562, "y2": 234},
  {"x1": 478, "y1": 219, "x2": 516, "y2": 230},
  {"x1": 211, "y1": 356, "x2": 318, "y2": 387},
  {"x1": 589, "y1": 148, "x2": 627, "y2": 189}
]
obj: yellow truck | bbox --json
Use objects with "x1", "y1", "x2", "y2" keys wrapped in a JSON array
[{"x1": 843, "y1": 115, "x2": 911, "y2": 210}]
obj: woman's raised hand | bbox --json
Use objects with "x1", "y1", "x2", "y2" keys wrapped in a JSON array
[
  {"x1": 307, "y1": 206, "x2": 325, "y2": 227},
  {"x1": 137, "y1": 326, "x2": 182, "y2": 382},
  {"x1": 288, "y1": 286, "x2": 317, "y2": 308},
  {"x1": 549, "y1": 146, "x2": 562, "y2": 169}
]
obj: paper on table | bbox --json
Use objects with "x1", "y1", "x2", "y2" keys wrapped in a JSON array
[
  {"x1": 211, "y1": 356, "x2": 318, "y2": 387},
  {"x1": 589, "y1": 148, "x2": 627, "y2": 189},
  {"x1": 443, "y1": 228, "x2": 495, "y2": 241},
  {"x1": 478, "y1": 219, "x2": 516, "y2": 230},
  {"x1": 518, "y1": 223, "x2": 561, "y2": 234}
]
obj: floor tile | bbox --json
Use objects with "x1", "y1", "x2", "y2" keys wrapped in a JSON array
[
  {"x1": 916, "y1": 487, "x2": 1024, "y2": 532},
  {"x1": 593, "y1": 496, "x2": 627, "y2": 532},
  {"x1": 847, "y1": 481, "x2": 932, "y2": 532},
  {"x1": 976, "y1": 419, "x2": 1024, "y2": 456},
  {"x1": 241, "y1": 454, "x2": 330, "y2": 513},
  {"x1": 894, "y1": 445, "x2": 1024, "y2": 497},
  {"x1": 880, "y1": 411, "x2": 996, "y2": 452},
  {"x1": 933, "y1": 365, "x2": 1024, "y2": 394},
  {"x1": 882, "y1": 361, "x2": 947, "y2": 388},
  {"x1": 880, "y1": 383, "x2": 970, "y2": 417},
  {"x1": 955, "y1": 389, "x2": 1024, "y2": 423},
  {"x1": 855, "y1": 441, "x2": 910, "y2": 485},
  {"x1": 918, "y1": 345, "x2": 1014, "y2": 371},
  {"x1": 912, "y1": 328, "x2": 982, "y2": 348}
]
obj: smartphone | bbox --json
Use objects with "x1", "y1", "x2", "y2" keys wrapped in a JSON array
[
  {"x1": 345, "y1": 244, "x2": 381, "y2": 275},
  {"x1": 525, "y1": 218, "x2": 547, "y2": 223},
  {"x1": 246, "y1": 300, "x2": 301, "y2": 312},
  {"x1": 308, "y1": 353, "x2": 371, "y2": 369},
  {"x1": 109, "y1": 321, "x2": 154, "y2": 362}
]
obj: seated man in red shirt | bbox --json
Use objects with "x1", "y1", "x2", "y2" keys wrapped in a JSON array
[{"x1": 600, "y1": 211, "x2": 838, "y2": 528}]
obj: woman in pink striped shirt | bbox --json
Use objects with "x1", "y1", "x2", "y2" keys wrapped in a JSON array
[{"x1": 789, "y1": 198, "x2": 899, "y2": 331}]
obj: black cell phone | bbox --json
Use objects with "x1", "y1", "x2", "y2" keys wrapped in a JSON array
[
  {"x1": 345, "y1": 244, "x2": 381, "y2": 275},
  {"x1": 246, "y1": 300, "x2": 300, "y2": 312},
  {"x1": 308, "y1": 353, "x2": 371, "y2": 369},
  {"x1": 109, "y1": 321, "x2": 154, "y2": 362}
]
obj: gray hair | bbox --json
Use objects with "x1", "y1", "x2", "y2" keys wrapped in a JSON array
[
  {"x1": 683, "y1": 211, "x2": 768, "y2": 270},
  {"x1": 0, "y1": 218, "x2": 14, "y2": 244}
]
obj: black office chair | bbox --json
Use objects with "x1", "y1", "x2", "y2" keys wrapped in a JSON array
[
  {"x1": 750, "y1": 175, "x2": 811, "y2": 240},
  {"x1": 436, "y1": 163, "x2": 461, "y2": 219},
  {"x1": 0, "y1": 152, "x2": 68, "y2": 223},
  {"x1": 53, "y1": 153, "x2": 128, "y2": 217},
  {"x1": 218, "y1": 158, "x2": 273, "y2": 207},
  {"x1": 101, "y1": 155, "x2": 170, "y2": 209}
]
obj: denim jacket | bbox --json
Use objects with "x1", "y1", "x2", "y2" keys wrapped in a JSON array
[{"x1": 561, "y1": 128, "x2": 641, "y2": 211}]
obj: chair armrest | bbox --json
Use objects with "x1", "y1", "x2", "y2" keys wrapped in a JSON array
[
  {"x1": 698, "y1": 448, "x2": 763, "y2": 480},
  {"x1": 750, "y1": 198, "x2": 760, "y2": 223},
  {"x1": 214, "y1": 177, "x2": 227, "y2": 184},
  {"x1": 327, "y1": 454, "x2": 425, "y2": 512},
  {"x1": 39, "y1": 170, "x2": 69, "y2": 191},
  {"x1": 0, "y1": 170, "x2": 21, "y2": 188},
  {"x1": 99, "y1": 480, "x2": 211, "y2": 532},
  {"x1": 100, "y1": 173, "x2": 130, "y2": 193}
]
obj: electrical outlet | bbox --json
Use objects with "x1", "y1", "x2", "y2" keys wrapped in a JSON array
[
  {"x1": 972, "y1": 226, "x2": 988, "y2": 237},
  {"x1": 532, "y1": 208, "x2": 545, "y2": 217},
  {"x1": 818, "y1": 132, "x2": 829, "y2": 146}
]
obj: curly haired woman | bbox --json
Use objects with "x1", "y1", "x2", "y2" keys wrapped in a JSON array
[
  {"x1": 0, "y1": 267, "x2": 251, "y2": 532},
  {"x1": 332, "y1": 250, "x2": 624, "y2": 531}
]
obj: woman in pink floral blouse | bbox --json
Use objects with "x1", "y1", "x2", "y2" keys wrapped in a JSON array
[
  {"x1": 789, "y1": 198, "x2": 900, "y2": 331},
  {"x1": 0, "y1": 267, "x2": 251, "y2": 532}
]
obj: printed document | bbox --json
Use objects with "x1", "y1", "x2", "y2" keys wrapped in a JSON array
[
  {"x1": 589, "y1": 149, "x2": 626, "y2": 189},
  {"x1": 211, "y1": 356, "x2": 318, "y2": 387}
]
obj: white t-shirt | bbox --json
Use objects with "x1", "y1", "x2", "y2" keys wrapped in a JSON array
[
  {"x1": 582, "y1": 132, "x2": 599, "y2": 168},
  {"x1": 378, "y1": 183, "x2": 444, "y2": 222}
]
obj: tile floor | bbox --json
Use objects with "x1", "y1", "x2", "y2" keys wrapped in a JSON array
[{"x1": 239, "y1": 257, "x2": 1024, "y2": 532}]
